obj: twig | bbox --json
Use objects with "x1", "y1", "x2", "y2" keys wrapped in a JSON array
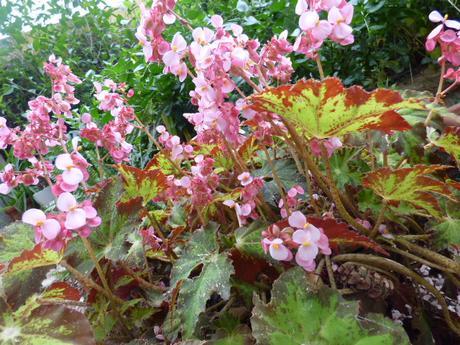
[
  {"x1": 425, "y1": 59, "x2": 446, "y2": 126},
  {"x1": 119, "y1": 261, "x2": 166, "y2": 292},
  {"x1": 332, "y1": 254, "x2": 460, "y2": 337},
  {"x1": 325, "y1": 255, "x2": 336, "y2": 289},
  {"x1": 370, "y1": 202, "x2": 386, "y2": 238}
]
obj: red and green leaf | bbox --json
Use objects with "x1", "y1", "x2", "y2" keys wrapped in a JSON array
[
  {"x1": 363, "y1": 165, "x2": 453, "y2": 218},
  {"x1": 307, "y1": 217, "x2": 389, "y2": 256},
  {"x1": 249, "y1": 77, "x2": 423, "y2": 139},
  {"x1": 145, "y1": 152, "x2": 177, "y2": 175},
  {"x1": 42, "y1": 282, "x2": 81, "y2": 301},
  {"x1": 7, "y1": 244, "x2": 62, "y2": 275},
  {"x1": 432, "y1": 126, "x2": 460, "y2": 162},
  {"x1": 118, "y1": 164, "x2": 167, "y2": 205}
]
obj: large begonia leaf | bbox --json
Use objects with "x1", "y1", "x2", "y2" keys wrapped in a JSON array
[
  {"x1": 165, "y1": 223, "x2": 234, "y2": 339},
  {"x1": 1, "y1": 295, "x2": 95, "y2": 345},
  {"x1": 7, "y1": 244, "x2": 62, "y2": 275},
  {"x1": 432, "y1": 126, "x2": 460, "y2": 162},
  {"x1": 249, "y1": 78, "x2": 423, "y2": 139},
  {"x1": 307, "y1": 217, "x2": 388, "y2": 256},
  {"x1": 363, "y1": 165, "x2": 453, "y2": 218},
  {"x1": 118, "y1": 164, "x2": 167, "y2": 205},
  {"x1": 251, "y1": 267, "x2": 410, "y2": 345}
]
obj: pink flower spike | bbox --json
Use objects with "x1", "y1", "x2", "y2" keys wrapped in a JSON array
[
  {"x1": 55, "y1": 154, "x2": 84, "y2": 185},
  {"x1": 268, "y1": 238, "x2": 291, "y2": 261},
  {"x1": 237, "y1": 172, "x2": 253, "y2": 186}
]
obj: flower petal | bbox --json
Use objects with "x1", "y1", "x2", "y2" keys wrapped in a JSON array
[
  {"x1": 428, "y1": 11, "x2": 444, "y2": 23},
  {"x1": 292, "y1": 229, "x2": 309, "y2": 244},
  {"x1": 299, "y1": 11, "x2": 319, "y2": 31},
  {"x1": 62, "y1": 168, "x2": 83, "y2": 185},
  {"x1": 55, "y1": 154, "x2": 73, "y2": 170},
  {"x1": 65, "y1": 208, "x2": 87, "y2": 230},
  {"x1": 288, "y1": 211, "x2": 307, "y2": 229},
  {"x1": 57, "y1": 192, "x2": 77, "y2": 212},
  {"x1": 269, "y1": 243, "x2": 291, "y2": 261},
  {"x1": 445, "y1": 20, "x2": 460, "y2": 30},
  {"x1": 22, "y1": 209, "x2": 46, "y2": 225},
  {"x1": 42, "y1": 219, "x2": 61, "y2": 240},
  {"x1": 297, "y1": 243, "x2": 318, "y2": 261}
]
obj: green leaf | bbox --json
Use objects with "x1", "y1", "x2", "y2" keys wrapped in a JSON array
[
  {"x1": 166, "y1": 223, "x2": 234, "y2": 339},
  {"x1": 7, "y1": 244, "x2": 62, "y2": 275},
  {"x1": 0, "y1": 222, "x2": 35, "y2": 263},
  {"x1": 176, "y1": 252, "x2": 234, "y2": 338},
  {"x1": 234, "y1": 220, "x2": 268, "y2": 258},
  {"x1": 251, "y1": 267, "x2": 410, "y2": 345},
  {"x1": 432, "y1": 127, "x2": 460, "y2": 162},
  {"x1": 170, "y1": 223, "x2": 220, "y2": 287},
  {"x1": 433, "y1": 218, "x2": 460, "y2": 249}
]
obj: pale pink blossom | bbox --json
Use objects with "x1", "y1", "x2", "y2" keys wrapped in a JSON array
[
  {"x1": 22, "y1": 209, "x2": 61, "y2": 240},
  {"x1": 238, "y1": 172, "x2": 253, "y2": 186},
  {"x1": 55, "y1": 153, "x2": 84, "y2": 185}
]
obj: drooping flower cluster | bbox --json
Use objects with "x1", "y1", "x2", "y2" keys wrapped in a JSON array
[
  {"x1": 294, "y1": 0, "x2": 354, "y2": 59},
  {"x1": 278, "y1": 185, "x2": 305, "y2": 218},
  {"x1": 262, "y1": 211, "x2": 331, "y2": 271},
  {"x1": 81, "y1": 79, "x2": 135, "y2": 163},
  {"x1": 426, "y1": 11, "x2": 460, "y2": 82}
]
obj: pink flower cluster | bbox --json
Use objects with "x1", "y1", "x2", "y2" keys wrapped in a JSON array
[
  {"x1": 156, "y1": 125, "x2": 193, "y2": 161},
  {"x1": 137, "y1": 2, "x2": 297, "y2": 144},
  {"x1": 426, "y1": 11, "x2": 460, "y2": 81},
  {"x1": 262, "y1": 211, "x2": 330, "y2": 271},
  {"x1": 22, "y1": 192, "x2": 101, "y2": 250},
  {"x1": 278, "y1": 185, "x2": 305, "y2": 218},
  {"x1": 81, "y1": 80, "x2": 135, "y2": 163},
  {"x1": 294, "y1": 0, "x2": 354, "y2": 59}
]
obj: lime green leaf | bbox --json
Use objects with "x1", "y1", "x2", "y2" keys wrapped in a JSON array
[
  {"x1": 363, "y1": 165, "x2": 453, "y2": 218},
  {"x1": 432, "y1": 127, "x2": 460, "y2": 162},
  {"x1": 0, "y1": 222, "x2": 35, "y2": 263},
  {"x1": 249, "y1": 78, "x2": 422, "y2": 139},
  {"x1": 234, "y1": 220, "x2": 268, "y2": 258},
  {"x1": 118, "y1": 164, "x2": 167, "y2": 205},
  {"x1": 433, "y1": 218, "x2": 460, "y2": 249},
  {"x1": 251, "y1": 267, "x2": 410, "y2": 345}
]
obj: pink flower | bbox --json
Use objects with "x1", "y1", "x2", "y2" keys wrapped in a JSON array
[
  {"x1": 288, "y1": 211, "x2": 316, "y2": 231},
  {"x1": 57, "y1": 192, "x2": 87, "y2": 230},
  {"x1": 328, "y1": 5, "x2": 354, "y2": 41},
  {"x1": 428, "y1": 11, "x2": 460, "y2": 40},
  {"x1": 299, "y1": 11, "x2": 332, "y2": 41},
  {"x1": 292, "y1": 228, "x2": 320, "y2": 271},
  {"x1": 0, "y1": 117, "x2": 11, "y2": 137},
  {"x1": 263, "y1": 238, "x2": 292, "y2": 261},
  {"x1": 55, "y1": 153, "x2": 84, "y2": 185},
  {"x1": 162, "y1": 33, "x2": 187, "y2": 67},
  {"x1": 310, "y1": 137, "x2": 342, "y2": 157},
  {"x1": 22, "y1": 209, "x2": 61, "y2": 240},
  {"x1": 238, "y1": 172, "x2": 253, "y2": 186}
]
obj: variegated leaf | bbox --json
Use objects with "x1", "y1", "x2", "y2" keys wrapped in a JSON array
[
  {"x1": 118, "y1": 165, "x2": 167, "y2": 205},
  {"x1": 249, "y1": 77, "x2": 423, "y2": 139},
  {"x1": 433, "y1": 126, "x2": 460, "y2": 162},
  {"x1": 7, "y1": 244, "x2": 62, "y2": 275},
  {"x1": 363, "y1": 165, "x2": 453, "y2": 218}
]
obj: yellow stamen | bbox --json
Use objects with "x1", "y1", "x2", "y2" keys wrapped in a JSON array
[
  {"x1": 302, "y1": 241, "x2": 311, "y2": 247},
  {"x1": 272, "y1": 243, "x2": 280, "y2": 250}
]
